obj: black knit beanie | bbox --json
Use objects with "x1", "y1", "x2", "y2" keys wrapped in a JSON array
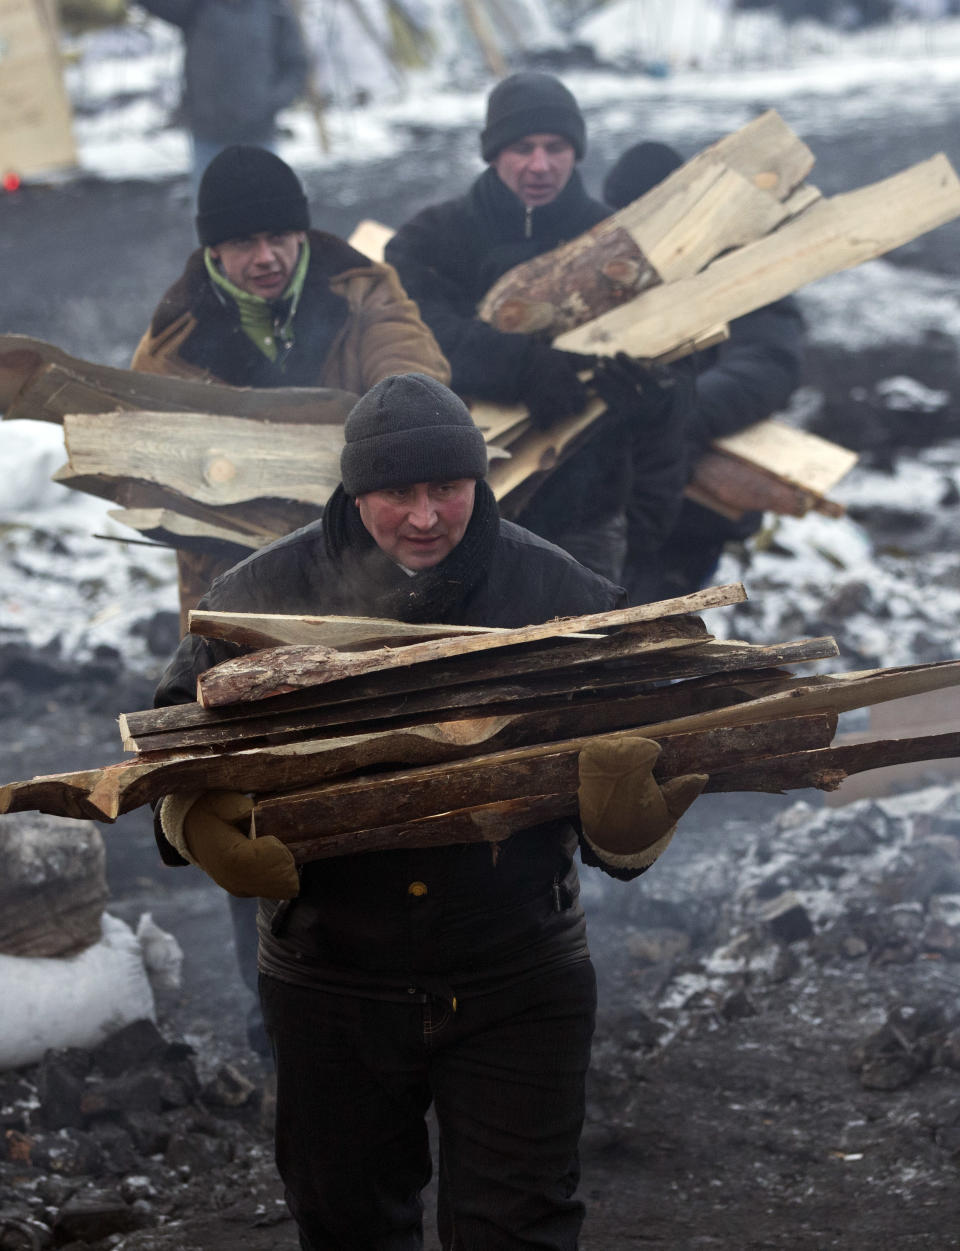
[
  {"x1": 603, "y1": 141, "x2": 684, "y2": 210},
  {"x1": 340, "y1": 374, "x2": 489, "y2": 496},
  {"x1": 195, "y1": 145, "x2": 310, "y2": 247},
  {"x1": 480, "y1": 72, "x2": 586, "y2": 162}
]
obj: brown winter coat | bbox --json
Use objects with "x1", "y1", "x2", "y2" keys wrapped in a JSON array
[
  {"x1": 131, "y1": 231, "x2": 450, "y2": 628},
  {"x1": 131, "y1": 231, "x2": 450, "y2": 394}
]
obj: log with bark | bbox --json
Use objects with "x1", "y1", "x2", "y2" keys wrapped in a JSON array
[{"x1": 5, "y1": 588, "x2": 960, "y2": 865}]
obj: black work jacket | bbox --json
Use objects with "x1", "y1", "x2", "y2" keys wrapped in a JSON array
[
  {"x1": 385, "y1": 166, "x2": 609, "y2": 401},
  {"x1": 154, "y1": 506, "x2": 629, "y2": 1001}
]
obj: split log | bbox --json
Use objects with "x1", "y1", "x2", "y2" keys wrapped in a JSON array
[
  {"x1": 263, "y1": 728, "x2": 960, "y2": 862},
  {"x1": 707, "y1": 731, "x2": 960, "y2": 794},
  {"x1": 107, "y1": 508, "x2": 266, "y2": 554},
  {"x1": 685, "y1": 420, "x2": 858, "y2": 520},
  {"x1": 189, "y1": 610, "x2": 528, "y2": 651},
  {"x1": 60, "y1": 410, "x2": 345, "y2": 510},
  {"x1": 477, "y1": 110, "x2": 813, "y2": 337},
  {"x1": 0, "y1": 334, "x2": 356, "y2": 425},
  {"x1": 556, "y1": 153, "x2": 960, "y2": 360},
  {"x1": 251, "y1": 714, "x2": 838, "y2": 845},
  {"x1": 194, "y1": 585, "x2": 746, "y2": 706},
  {"x1": 119, "y1": 644, "x2": 780, "y2": 758},
  {"x1": 8, "y1": 659, "x2": 960, "y2": 825}
]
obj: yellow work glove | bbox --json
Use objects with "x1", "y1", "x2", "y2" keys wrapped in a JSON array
[
  {"x1": 161, "y1": 789, "x2": 299, "y2": 899},
  {"x1": 577, "y1": 736, "x2": 707, "y2": 870}
]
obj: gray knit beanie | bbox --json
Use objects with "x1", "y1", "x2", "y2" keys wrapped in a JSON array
[
  {"x1": 340, "y1": 374, "x2": 488, "y2": 496},
  {"x1": 480, "y1": 72, "x2": 586, "y2": 162}
]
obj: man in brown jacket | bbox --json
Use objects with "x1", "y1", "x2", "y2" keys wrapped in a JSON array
[
  {"x1": 134, "y1": 146, "x2": 449, "y2": 1059},
  {"x1": 133, "y1": 144, "x2": 450, "y2": 620}
]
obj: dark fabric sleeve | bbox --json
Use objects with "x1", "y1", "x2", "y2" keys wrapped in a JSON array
[
  {"x1": 687, "y1": 297, "x2": 806, "y2": 447},
  {"x1": 626, "y1": 358, "x2": 696, "y2": 561},
  {"x1": 270, "y1": 1, "x2": 310, "y2": 115},
  {"x1": 385, "y1": 208, "x2": 534, "y2": 402},
  {"x1": 138, "y1": 0, "x2": 192, "y2": 27}
]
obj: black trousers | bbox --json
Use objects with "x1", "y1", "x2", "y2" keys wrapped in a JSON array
[{"x1": 259, "y1": 959, "x2": 597, "y2": 1251}]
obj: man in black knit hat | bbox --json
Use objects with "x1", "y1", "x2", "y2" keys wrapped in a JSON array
[
  {"x1": 133, "y1": 147, "x2": 449, "y2": 1059},
  {"x1": 603, "y1": 140, "x2": 806, "y2": 603},
  {"x1": 385, "y1": 72, "x2": 693, "y2": 586},
  {"x1": 133, "y1": 144, "x2": 449, "y2": 620},
  {"x1": 152, "y1": 373, "x2": 706, "y2": 1250}
]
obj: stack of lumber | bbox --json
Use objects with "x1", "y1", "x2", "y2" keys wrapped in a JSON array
[
  {"x1": 4, "y1": 109, "x2": 959, "y2": 551},
  {"x1": 4, "y1": 585, "x2": 960, "y2": 865}
]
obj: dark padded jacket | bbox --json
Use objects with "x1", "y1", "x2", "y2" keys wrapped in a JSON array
[
  {"x1": 385, "y1": 166, "x2": 609, "y2": 402},
  {"x1": 140, "y1": 0, "x2": 308, "y2": 146},
  {"x1": 154, "y1": 500, "x2": 632, "y2": 1002}
]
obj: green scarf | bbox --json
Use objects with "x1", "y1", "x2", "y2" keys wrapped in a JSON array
[{"x1": 204, "y1": 238, "x2": 311, "y2": 363}]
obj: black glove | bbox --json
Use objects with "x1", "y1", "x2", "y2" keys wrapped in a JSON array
[
  {"x1": 517, "y1": 345, "x2": 595, "y2": 430},
  {"x1": 591, "y1": 353, "x2": 675, "y2": 424}
]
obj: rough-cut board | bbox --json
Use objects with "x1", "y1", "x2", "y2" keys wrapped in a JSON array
[
  {"x1": 279, "y1": 729, "x2": 960, "y2": 861},
  {"x1": 556, "y1": 154, "x2": 960, "y2": 360},
  {"x1": 107, "y1": 508, "x2": 266, "y2": 554},
  {"x1": 251, "y1": 714, "x2": 839, "y2": 843},
  {"x1": 194, "y1": 586, "x2": 746, "y2": 706},
  {"x1": 0, "y1": 335, "x2": 356, "y2": 425},
  {"x1": 9, "y1": 659, "x2": 960, "y2": 826},
  {"x1": 189, "y1": 610, "x2": 515, "y2": 650},
  {"x1": 712, "y1": 420, "x2": 858, "y2": 498},
  {"x1": 686, "y1": 451, "x2": 843, "y2": 522},
  {"x1": 60, "y1": 410, "x2": 345, "y2": 510}
]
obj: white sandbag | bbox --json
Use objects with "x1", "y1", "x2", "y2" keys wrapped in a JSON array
[{"x1": 0, "y1": 913, "x2": 156, "y2": 1071}]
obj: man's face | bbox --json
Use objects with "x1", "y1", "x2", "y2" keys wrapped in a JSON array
[
  {"x1": 492, "y1": 133, "x2": 577, "y2": 208},
  {"x1": 209, "y1": 230, "x2": 305, "y2": 299},
  {"x1": 355, "y1": 479, "x2": 477, "y2": 570}
]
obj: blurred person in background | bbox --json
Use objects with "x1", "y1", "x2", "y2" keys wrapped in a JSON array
[
  {"x1": 603, "y1": 139, "x2": 806, "y2": 604},
  {"x1": 139, "y1": 0, "x2": 310, "y2": 189}
]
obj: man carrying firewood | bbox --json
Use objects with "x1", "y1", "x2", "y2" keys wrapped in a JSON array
[
  {"x1": 132, "y1": 143, "x2": 450, "y2": 625},
  {"x1": 385, "y1": 71, "x2": 693, "y2": 585},
  {"x1": 603, "y1": 140, "x2": 807, "y2": 604},
  {"x1": 133, "y1": 145, "x2": 450, "y2": 1060},
  {"x1": 152, "y1": 372, "x2": 706, "y2": 1250}
]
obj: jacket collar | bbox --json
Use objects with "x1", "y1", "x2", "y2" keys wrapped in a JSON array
[{"x1": 471, "y1": 164, "x2": 598, "y2": 243}]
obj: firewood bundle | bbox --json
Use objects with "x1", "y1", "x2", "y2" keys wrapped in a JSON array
[
  {"x1": 3, "y1": 585, "x2": 960, "y2": 865},
  {"x1": 5, "y1": 111, "x2": 960, "y2": 557}
]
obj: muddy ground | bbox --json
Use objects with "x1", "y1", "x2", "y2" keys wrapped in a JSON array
[{"x1": 3, "y1": 82, "x2": 960, "y2": 1248}]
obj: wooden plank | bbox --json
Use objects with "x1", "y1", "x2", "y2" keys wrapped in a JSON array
[
  {"x1": 189, "y1": 610, "x2": 521, "y2": 650},
  {"x1": 108, "y1": 508, "x2": 266, "y2": 552},
  {"x1": 253, "y1": 714, "x2": 837, "y2": 844},
  {"x1": 346, "y1": 219, "x2": 394, "y2": 262},
  {"x1": 194, "y1": 587, "x2": 746, "y2": 706},
  {"x1": 707, "y1": 731, "x2": 960, "y2": 794},
  {"x1": 685, "y1": 450, "x2": 833, "y2": 521},
  {"x1": 0, "y1": 335, "x2": 357, "y2": 424},
  {"x1": 711, "y1": 420, "x2": 858, "y2": 499},
  {"x1": 556, "y1": 154, "x2": 960, "y2": 360},
  {"x1": 60, "y1": 410, "x2": 344, "y2": 510},
  {"x1": 121, "y1": 663, "x2": 789, "y2": 758}
]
